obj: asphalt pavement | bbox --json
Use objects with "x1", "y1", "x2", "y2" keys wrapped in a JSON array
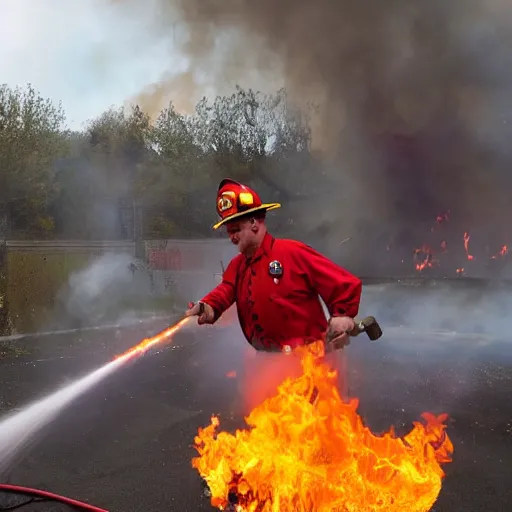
[{"x1": 0, "y1": 316, "x2": 511, "y2": 512}]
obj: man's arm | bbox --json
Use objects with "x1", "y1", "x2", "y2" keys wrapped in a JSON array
[
  {"x1": 196, "y1": 256, "x2": 239, "y2": 323},
  {"x1": 291, "y1": 241, "x2": 362, "y2": 319}
]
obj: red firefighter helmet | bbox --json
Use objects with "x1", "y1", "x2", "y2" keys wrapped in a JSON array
[{"x1": 213, "y1": 178, "x2": 281, "y2": 229}]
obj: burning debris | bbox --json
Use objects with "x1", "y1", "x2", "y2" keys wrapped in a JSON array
[
  {"x1": 462, "y1": 232, "x2": 474, "y2": 261},
  {"x1": 413, "y1": 244, "x2": 438, "y2": 272},
  {"x1": 389, "y1": 211, "x2": 511, "y2": 276},
  {"x1": 491, "y1": 245, "x2": 508, "y2": 260},
  {"x1": 192, "y1": 341, "x2": 453, "y2": 512}
]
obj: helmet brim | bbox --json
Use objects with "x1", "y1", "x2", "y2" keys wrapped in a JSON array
[{"x1": 212, "y1": 203, "x2": 281, "y2": 230}]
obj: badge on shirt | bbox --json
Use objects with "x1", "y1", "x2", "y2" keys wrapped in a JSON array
[{"x1": 269, "y1": 260, "x2": 283, "y2": 284}]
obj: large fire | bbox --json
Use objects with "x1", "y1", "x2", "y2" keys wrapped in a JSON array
[{"x1": 192, "y1": 342, "x2": 453, "y2": 512}]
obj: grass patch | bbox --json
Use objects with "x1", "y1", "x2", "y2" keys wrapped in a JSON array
[
  {"x1": 7, "y1": 250, "x2": 91, "y2": 333},
  {"x1": 0, "y1": 341, "x2": 30, "y2": 360}
]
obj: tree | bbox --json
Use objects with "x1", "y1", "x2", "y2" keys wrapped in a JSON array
[
  {"x1": 140, "y1": 87, "x2": 318, "y2": 238},
  {"x1": 86, "y1": 105, "x2": 153, "y2": 195},
  {"x1": 138, "y1": 104, "x2": 204, "y2": 237},
  {"x1": 53, "y1": 106, "x2": 154, "y2": 239},
  {"x1": 0, "y1": 84, "x2": 320, "y2": 240},
  {"x1": 0, "y1": 84, "x2": 69, "y2": 237}
]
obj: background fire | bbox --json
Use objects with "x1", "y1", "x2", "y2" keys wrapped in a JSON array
[{"x1": 384, "y1": 210, "x2": 510, "y2": 279}]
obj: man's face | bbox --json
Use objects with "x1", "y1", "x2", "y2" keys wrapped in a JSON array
[{"x1": 225, "y1": 218, "x2": 257, "y2": 254}]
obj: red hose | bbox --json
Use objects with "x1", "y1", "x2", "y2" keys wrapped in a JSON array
[{"x1": 0, "y1": 483, "x2": 109, "y2": 511}]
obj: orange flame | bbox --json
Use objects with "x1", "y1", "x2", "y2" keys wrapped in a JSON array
[
  {"x1": 114, "y1": 317, "x2": 192, "y2": 361},
  {"x1": 435, "y1": 211, "x2": 450, "y2": 224},
  {"x1": 408, "y1": 210, "x2": 510, "y2": 273},
  {"x1": 192, "y1": 341, "x2": 453, "y2": 512},
  {"x1": 413, "y1": 244, "x2": 437, "y2": 272},
  {"x1": 431, "y1": 211, "x2": 450, "y2": 232},
  {"x1": 463, "y1": 232, "x2": 474, "y2": 260}
]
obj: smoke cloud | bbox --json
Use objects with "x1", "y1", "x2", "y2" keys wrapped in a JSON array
[
  {"x1": 53, "y1": 253, "x2": 154, "y2": 330},
  {"x1": 106, "y1": 0, "x2": 512, "y2": 414},
  {"x1": 109, "y1": 0, "x2": 512, "y2": 276}
]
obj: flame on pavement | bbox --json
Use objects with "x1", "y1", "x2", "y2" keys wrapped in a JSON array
[{"x1": 192, "y1": 341, "x2": 453, "y2": 512}]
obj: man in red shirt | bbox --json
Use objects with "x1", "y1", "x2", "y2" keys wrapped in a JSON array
[{"x1": 186, "y1": 178, "x2": 363, "y2": 409}]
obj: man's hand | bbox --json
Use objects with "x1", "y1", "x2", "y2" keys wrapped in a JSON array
[
  {"x1": 185, "y1": 301, "x2": 215, "y2": 325},
  {"x1": 325, "y1": 315, "x2": 356, "y2": 350}
]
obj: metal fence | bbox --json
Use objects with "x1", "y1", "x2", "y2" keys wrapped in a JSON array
[{"x1": 144, "y1": 238, "x2": 237, "y2": 300}]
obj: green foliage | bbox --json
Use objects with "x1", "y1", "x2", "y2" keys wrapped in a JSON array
[
  {"x1": 0, "y1": 83, "x2": 319, "y2": 240},
  {"x1": 0, "y1": 84, "x2": 69, "y2": 236}
]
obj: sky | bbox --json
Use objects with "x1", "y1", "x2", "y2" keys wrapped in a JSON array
[{"x1": 0, "y1": 0, "x2": 188, "y2": 130}]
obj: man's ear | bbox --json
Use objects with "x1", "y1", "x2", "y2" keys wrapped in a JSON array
[{"x1": 250, "y1": 217, "x2": 258, "y2": 232}]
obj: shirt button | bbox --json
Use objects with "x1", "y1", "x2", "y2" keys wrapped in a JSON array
[{"x1": 252, "y1": 313, "x2": 258, "y2": 321}]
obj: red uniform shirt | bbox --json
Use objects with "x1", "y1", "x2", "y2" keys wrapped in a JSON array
[{"x1": 201, "y1": 232, "x2": 362, "y2": 351}]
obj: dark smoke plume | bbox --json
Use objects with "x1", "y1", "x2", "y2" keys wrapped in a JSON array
[{"x1": 115, "y1": 0, "x2": 512, "y2": 276}]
